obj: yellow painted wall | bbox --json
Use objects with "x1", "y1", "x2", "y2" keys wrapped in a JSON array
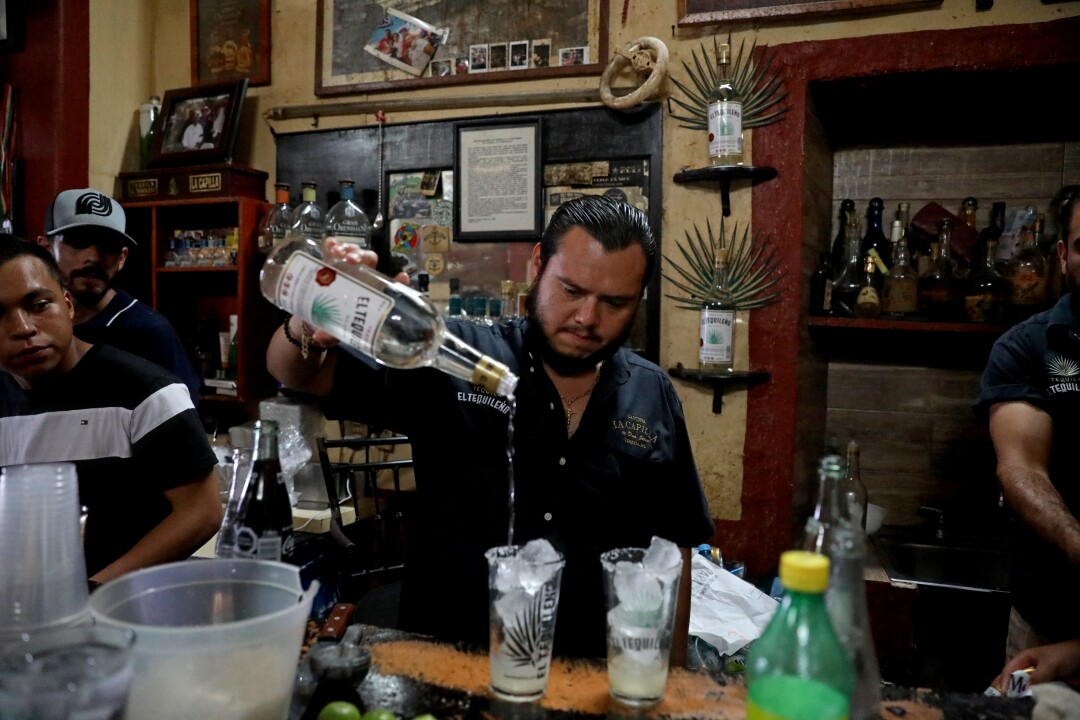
[{"x1": 88, "y1": 0, "x2": 1080, "y2": 522}]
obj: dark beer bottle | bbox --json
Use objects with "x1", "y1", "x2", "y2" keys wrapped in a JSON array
[{"x1": 232, "y1": 419, "x2": 295, "y2": 562}]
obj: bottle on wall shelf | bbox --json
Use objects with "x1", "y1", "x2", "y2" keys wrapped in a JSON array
[
  {"x1": 287, "y1": 181, "x2": 325, "y2": 242},
  {"x1": 958, "y1": 197, "x2": 979, "y2": 231},
  {"x1": 859, "y1": 197, "x2": 891, "y2": 272},
  {"x1": 917, "y1": 242, "x2": 951, "y2": 320},
  {"x1": 746, "y1": 550, "x2": 855, "y2": 720},
  {"x1": 964, "y1": 239, "x2": 1008, "y2": 324},
  {"x1": 831, "y1": 214, "x2": 863, "y2": 318},
  {"x1": 809, "y1": 251, "x2": 835, "y2": 317},
  {"x1": 707, "y1": 43, "x2": 743, "y2": 166},
  {"x1": 881, "y1": 225, "x2": 919, "y2": 318},
  {"x1": 830, "y1": 199, "x2": 857, "y2": 271},
  {"x1": 699, "y1": 249, "x2": 736, "y2": 372},
  {"x1": 138, "y1": 94, "x2": 161, "y2": 170},
  {"x1": 260, "y1": 238, "x2": 518, "y2": 397},
  {"x1": 1008, "y1": 213, "x2": 1048, "y2": 321},
  {"x1": 852, "y1": 256, "x2": 881, "y2": 319},
  {"x1": 501, "y1": 280, "x2": 517, "y2": 321},
  {"x1": 448, "y1": 277, "x2": 463, "y2": 318},
  {"x1": 324, "y1": 179, "x2": 371, "y2": 249}
]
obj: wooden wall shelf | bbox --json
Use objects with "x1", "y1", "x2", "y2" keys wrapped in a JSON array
[
  {"x1": 668, "y1": 363, "x2": 770, "y2": 414},
  {"x1": 808, "y1": 317, "x2": 1009, "y2": 334},
  {"x1": 672, "y1": 165, "x2": 778, "y2": 216}
]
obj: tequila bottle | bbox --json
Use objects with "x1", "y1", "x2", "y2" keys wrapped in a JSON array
[
  {"x1": 859, "y1": 198, "x2": 891, "y2": 272},
  {"x1": 699, "y1": 250, "x2": 736, "y2": 372},
  {"x1": 852, "y1": 256, "x2": 881, "y2": 319},
  {"x1": 881, "y1": 229, "x2": 918, "y2": 318},
  {"x1": 707, "y1": 43, "x2": 743, "y2": 166},
  {"x1": 1008, "y1": 219, "x2": 1048, "y2": 320},
  {"x1": 830, "y1": 199, "x2": 857, "y2": 271},
  {"x1": 831, "y1": 215, "x2": 862, "y2": 318},
  {"x1": 287, "y1": 181, "x2": 324, "y2": 242},
  {"x1": 964, "y1": 239, "x2": 1008, "y2": 323},
  {"x1": 260, "y1": 235, "x2": 518, "y2": 397},
  {"x1": 324, "y1": 180, "x2": 371, "y2": 249},
  {"x1": 260, "y1": 182, "x2": 292, "y2": 253}
]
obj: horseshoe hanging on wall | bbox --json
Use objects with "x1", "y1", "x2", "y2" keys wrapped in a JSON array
[{"x1": 599, "y1": 36, "x2": 669, "y2": 111}]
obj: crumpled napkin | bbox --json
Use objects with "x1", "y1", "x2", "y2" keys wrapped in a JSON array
[{"x1": 1032, "y1": 682, "x2": 1080, "y2": 720}]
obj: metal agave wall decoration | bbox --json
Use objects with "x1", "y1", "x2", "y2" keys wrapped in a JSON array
[
  {"x1": 668, "y1": 34, "x2": 788, "y2": 130},
  {"x1": 663, "y1": 216, "x2": 784, "y2": 311}
]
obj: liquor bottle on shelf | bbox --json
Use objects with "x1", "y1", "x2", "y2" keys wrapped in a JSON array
[
  {"x1": 707, "y1": 43, "x2": 743, "y2": 166},
  {"x1": 964, "y1": 239, "x2": 1008, "y2": 324},
  {"x1": 958, "y1": 197, "x2": 979, "y2": 231},
  {"x1": 918, "y1": 243, "x2": 952, "y2": 321},
  {"x1": 260, "y1": 237, "x2": 518, "y2": 397},
  {"x1": 287, "y1": 181, "x2": 325, "y2": 242},
  {"x1": 809, "y1": 252, "x2": 835, "y2": 318},
  {"x1": 859, "y1": 198, "x2": 891, "y2": 272},
  {"x1": 699, "y1": 249, "x2": 736, "y2": 372},
  {"x1": 852, "y1": 256, "x2": 881, "y2": 319},
  {"x1": 746, "y1": 550, "x2": 855, "y2": 720},
  {"x1": 324, "y1": 180, "x2": 371, "y2": 249},
  {"x1": 448, "y1": 277, "x2": 463, "y2": 317},
  {"x1": 832, "y1": 215, "x2": 863, "y2": 318},
  {"x1": 260, "y1": 183, "x2": 292, "y2": 253},
  {"x1": 224, "y1": 420, "x2": 294, "y2": 562},
  {"x1": 1008, "y1": 216, "x2": 1048, "y2": 321},
  {"x1": 830, "y1": 199, "x2": 857, "y2": 271},
  {"x1": 881, "y1": 228, "x2": 918, "y2": 318},
  {"x1": 501, "y1": 280, "x2": 517, "y2": 320}
]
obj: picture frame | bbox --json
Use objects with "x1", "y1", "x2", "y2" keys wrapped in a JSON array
[
  {"x1": 316, "y1": 0, "x2": 608, "y2": 96},
  {"x1": 453, "y1": 118, "x2": 542, "y2": 242},
  {"x1": 190, "y1": 0, "x2": 271, "y2": 87},
  {"x1": 148, "y1": 79, "x2": 248, "y2": 168},
  {"x1": 676, "y1": 0, "x2": 942, "y2": 26}
]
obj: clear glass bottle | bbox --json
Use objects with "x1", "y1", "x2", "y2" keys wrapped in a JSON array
[
  {"x1": 500, "y1": 280, "x2": 517, "y2": 321},
  {"x1": 699, "y1": 249, "x2": 736, "y2": 372},
  {"x1": 260, "y1": 236, "x2": 518, "y2": 397},
  {"x1": 882, "y1": 226, "x2": 918, "y2": 317},
  {"x1": 831, "y1": 215, "x2": 862, "y2": 318},
  {"x1": 1009, "y1": 216, "x2": 1048, "y2": 319},
  {"x1": 261, "y1": 182, "x2": 292, "y2": 253},
  {"x1": 853, "y1": 256, "x2": 881, "y2": 319},
  {"x1": 324, "y1": 179, "x2": 371, "y2": 250},
  {"x1": 287, "y1": 181, "x2": 324, "y2": 242},
  {"x1": 804, "y1": 455, "x2": 847, "y2": 555},
  {"x1": 964, "y1": 239, "x2": 1008, "y2": 324},
  {"x1": 859, "y1": 198, "x2": 891, "y2": 271},
  {"x1": 842, "y1": 441, "x2": 868, "y2": 532},
  {"x1": 830, "y1": 199, "x2": 857, "y2": 271},
  {"x1": 229, "y1": 420, "x2": 294, "y2": 562},
  {"x1": 138, "y1": 94, "x2": 161, "y2": 170},
  {"x1": 707, "y1": 43, "x2": 743, "y2": 166},
  {"x1": 746, "y1": 551, "x2": 855, "y2": 720},
  {"x1": 448, "y1": 277, "x2": 463, "y2": 318}
]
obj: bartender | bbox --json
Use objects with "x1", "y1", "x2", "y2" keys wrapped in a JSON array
[
  {"x1": 975, "y1": 185, "x2": 1080, "y2": 657},
  {"x1": 267, "y1": 196, "x2": 715, "y2": 660}
]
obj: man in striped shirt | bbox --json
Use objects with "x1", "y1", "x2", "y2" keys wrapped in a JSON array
[{"x1": 0, "y1": 237, "x2": 221, "y2": 584}]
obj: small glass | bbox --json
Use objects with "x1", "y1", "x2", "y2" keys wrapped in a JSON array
[
  {"x1": 0, "y1": 625, "x2": 136, "y2": 720},
  {"x1": 485, "y1": 544, "x2": 565, "y2": 702},
  {"x1": 601, "y1": 546, "x2": 683, "y2": 708}
]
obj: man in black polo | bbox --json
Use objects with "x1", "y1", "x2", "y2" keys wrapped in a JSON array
[{"x1": 267, "y1": 196, "x2": 714, "y2": 659}]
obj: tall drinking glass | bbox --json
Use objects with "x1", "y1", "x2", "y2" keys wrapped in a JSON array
[
  {"x1": 485, "y1": 541, "x2": 565, "y2": 702},
  {"x1": 601, "y1": 541, "x2": 683, "y2": 708}
]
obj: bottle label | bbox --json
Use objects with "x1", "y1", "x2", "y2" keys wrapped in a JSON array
[
  {"x1": 708, "y1": 101, "x2": 743, "y2": 158},
  {"x1": 1011, "y1": 269, "x2": 1046, "y2": 305},
  {"x1": 882, "y1": 277, "x2": 918, "y2": 314},
  {"x1": 700, "y1": 309, "x2": 735, "y2": 364},
  {"x1": 274, "y1": 252, "x2": 394, "y2": 355},
  {"x1": 822, "y1": 282, "x2": 832, "y2": 313}
]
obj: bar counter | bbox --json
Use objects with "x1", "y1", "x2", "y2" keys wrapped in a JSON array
[{"x1": 296, "y1": 625, "x2": 1034, "y2": 720}]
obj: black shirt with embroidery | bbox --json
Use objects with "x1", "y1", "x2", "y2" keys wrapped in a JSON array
[
  {"x1": 325, "y1": 318, "x2": 715, "y2": 657},
  {"x1": 976, "y1": 293, "x2": 1080, "y2": 637}
]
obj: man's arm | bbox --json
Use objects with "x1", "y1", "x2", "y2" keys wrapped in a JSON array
[
  {"x1": 89, "y1": 469, "x2": 223, "y2": 584},
  {"x1": 989, "y1": 401, "x2": 1080, "y2": 566},
  {"x1": 266, "y1": 315, "x2": 340, "y2": 396}
]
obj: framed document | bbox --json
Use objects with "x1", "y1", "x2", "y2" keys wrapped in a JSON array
[{"x1": 453, "y1": 119, "x2": 542, "y2": 242}]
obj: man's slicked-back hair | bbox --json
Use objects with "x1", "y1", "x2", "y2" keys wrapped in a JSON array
[
  {"x1": 0, "y1": 234, "x2": 65, "y2": 287},
  {"x1": 539, "y1": 195, "x2": 656, "y2": 292}
]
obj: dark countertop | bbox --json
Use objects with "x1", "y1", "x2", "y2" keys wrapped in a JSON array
[{"x1": 294, "y1": 625, "x2": 1034, "y2": 720}]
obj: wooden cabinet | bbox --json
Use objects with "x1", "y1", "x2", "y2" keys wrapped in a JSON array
[{"x1": 122, "y1": 195, "x2": 276, "y2": 408}]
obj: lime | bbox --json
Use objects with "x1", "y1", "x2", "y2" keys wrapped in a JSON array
[
  {"x1": 411, "y1": 714, "x2": 438, "y2": 720},
  {"x1": 318, "y1": 702, "x2": 362, "y2": 720},
  {"x1": 362, "y1": 709, "x2": 398, "y2": 720}
]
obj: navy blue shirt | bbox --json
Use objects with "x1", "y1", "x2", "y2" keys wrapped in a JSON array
[
  {"x1": 325, "y1": 318, "x2": 715, "y2": 657},
  {"x1": 975, "y1": 293, "x2": 1080, "y2": 638},
  {"x1": 74, "y1": 290, "x2": 202, "y2": 405}
]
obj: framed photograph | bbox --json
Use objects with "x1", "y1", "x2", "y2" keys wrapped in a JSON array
[
  {"x1": 316, "y1": 0, "x2": 608, "y2": 96},
  {"x1": 509, "y1": 41, "x2": 529, "y2": 70},
  {"x1": 453, "y1": 118, "x2": 542, "y2": 242},
  {"x1": 676, "y1": 0, "x2": 942, "y2": 26},
  {"x1": 559, "y1": 46, "x2": 588, "y2": 66},
  {"x1": 362, "y1": 7, "x2": 448, "y2": 77},
  {"x1": 430, "y1": 59, "x2": 452, "y2": 77},
  {"x1": 190, "y1": 0, "x2": 271, "y2": 86},
  {"x1": 148, "y1": 79, "x2": 248, "y2": 167},
  {"x1": 488, "y1": 43, "x2": 508, "y2": 71},
  {"x1": 531, "y1": 39, "x2": 551, "y2": 68}
]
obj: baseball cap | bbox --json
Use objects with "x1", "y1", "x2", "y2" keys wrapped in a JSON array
[{"x1": 44, "y1": 189, "x2": 136, "y2": 247}]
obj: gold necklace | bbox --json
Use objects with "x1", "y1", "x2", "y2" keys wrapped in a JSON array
[{"x1": 560, "y1": 362, "x2": 603, "y2": 429}]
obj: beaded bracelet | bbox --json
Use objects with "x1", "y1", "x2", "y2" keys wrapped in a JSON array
[{"x1": 282, "y1": 313, "x2": 327, "y2": 360}]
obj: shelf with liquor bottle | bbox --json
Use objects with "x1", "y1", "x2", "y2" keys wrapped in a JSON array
[
  {"x1": 120, "y1": 180, "x2": 275, "y2": 407},
  {"x1": 668, "y1": 363, "x2": 770, "y2": 414}
]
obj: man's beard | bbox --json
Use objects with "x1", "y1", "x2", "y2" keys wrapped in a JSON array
[
  {"x1": 67, "y1": 266, "x2": 112, "y2": 308},
  {"x1": 524, "y1": 278, "x2": 634, "y2": 376}
]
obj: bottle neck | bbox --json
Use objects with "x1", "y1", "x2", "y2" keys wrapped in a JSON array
[
  {"x1": 433, "y1": 329, "x2": 518, "y2": 397},
  {"x1": 302, "y1": 186, "x2": 317, "y2": 204},
  {"x1": 275, "y1": 188, "x2": 290, "y2": 204},
  {"x1": 340, "y1": 185, "x2": 355, "y2": 202}
]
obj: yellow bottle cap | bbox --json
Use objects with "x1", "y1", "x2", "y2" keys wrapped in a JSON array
[{"x1": 779, "y1": 550, "x2": 829, "y2": 593}]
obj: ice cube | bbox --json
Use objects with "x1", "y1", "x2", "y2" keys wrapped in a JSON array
[
  {"x1": 494, "y1": 555, "x2": 523, "y2": 593},
  {"x1": 520, "y1": 538, "x2": 560, "y2": 564},
  {"x1": 494, "y1": 587, "x2": 535, "y2": 627},
  {"x1": 614, "y1": 567, "x2": 663, "y2": 616},
  {"x1": 643, "y1": 536, "x2": 681, "y2": 575}
]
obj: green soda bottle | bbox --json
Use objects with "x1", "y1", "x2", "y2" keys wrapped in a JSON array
[{"x1": 746, "y1": 551, "x2": 855, "y2": 720}]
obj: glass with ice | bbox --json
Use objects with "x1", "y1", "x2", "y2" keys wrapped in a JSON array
[
  {"x1": 485, "y1": 539, "x2": 565, "y2": 702},
  {"x1": 0, "y1": 624, "x2": 136, "y2": 719},
  {"x1": 601, "y1": 536, "x2": 683, "y2": 708}
]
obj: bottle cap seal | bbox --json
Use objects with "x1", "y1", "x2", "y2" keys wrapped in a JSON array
[{"x1": 779, "y1": 550, "x2": 829, "y2": 593}]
